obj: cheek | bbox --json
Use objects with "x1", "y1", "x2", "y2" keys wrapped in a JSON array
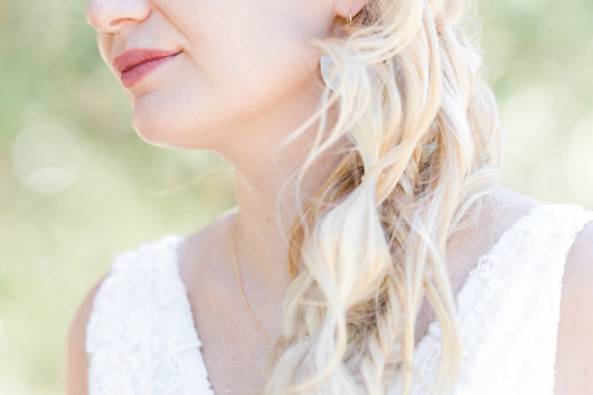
[
  {"x1": 192, "y1": 3, "x2": 329, "y2": 116},
  {"x1": 135, "y1": 0, "x2": 331, "y2": 148}
]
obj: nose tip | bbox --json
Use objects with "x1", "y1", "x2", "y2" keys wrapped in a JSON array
[{"x1": 85, "y1": 0, "x2": 150, "y2": 33}]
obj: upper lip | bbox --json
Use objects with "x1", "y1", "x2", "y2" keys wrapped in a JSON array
[{"x1": 113, "y1": 48, "x2": 182, "y2": 73}]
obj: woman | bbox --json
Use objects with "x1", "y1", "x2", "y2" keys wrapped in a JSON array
[{"x1": 67, "y1": 0, "x2": 593, "y2": 394}]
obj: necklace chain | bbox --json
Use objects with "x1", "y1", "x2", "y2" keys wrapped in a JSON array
[{"x1": 230, "y1": 215, "x2": 273, "y2": 342}]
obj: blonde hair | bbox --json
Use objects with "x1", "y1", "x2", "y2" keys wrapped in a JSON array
[{"x1": 261, "y1": 0, "x2": 501, "y2": 394}]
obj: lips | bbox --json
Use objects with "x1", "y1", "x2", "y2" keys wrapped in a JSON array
[
  {"x1": 113, "y1": 48, "x2": 182, "y2": 73},
  {"x1": 113, "y1": 48, "x2": 182, "y2": 88}
]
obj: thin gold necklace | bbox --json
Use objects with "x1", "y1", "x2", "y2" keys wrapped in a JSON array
[{"x1": 230, "y1": 215, "x2": 273, "y2": 342}]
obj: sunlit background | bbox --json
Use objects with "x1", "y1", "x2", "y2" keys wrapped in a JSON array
[{"x1": 1, "y1": 0, "x2": 592, "y2": 393}]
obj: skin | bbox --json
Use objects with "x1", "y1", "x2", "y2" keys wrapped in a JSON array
[
  {"x1": 84, "y1": 0, "x2": 368, "y2": 295},
  {"x1": 67, "y1": 0, "x2": 593, "y2": 394}
]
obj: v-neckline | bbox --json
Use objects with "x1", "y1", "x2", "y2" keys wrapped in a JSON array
[{"x1": 169, "y1": 203, "x2": 550, "y2": 394}]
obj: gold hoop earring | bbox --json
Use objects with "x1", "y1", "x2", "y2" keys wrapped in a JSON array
[{"x1": 348, "y1": 13, "x2": 353, "y2": 23}]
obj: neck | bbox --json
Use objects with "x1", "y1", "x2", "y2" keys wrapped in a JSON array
[{"x1": 216, "y1": 79, "x2": 349, "y2": 297}]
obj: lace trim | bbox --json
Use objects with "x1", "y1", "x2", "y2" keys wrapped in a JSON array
[{"x1": 86, "y1": 234, "x2": 214, "y2": 395}]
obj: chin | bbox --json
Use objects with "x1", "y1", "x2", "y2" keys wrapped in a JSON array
[
  {"x1": 133, "y1": 124, "x2": 178, "y2": 149},
  {"x1": 128, "y1": 81, "x2": 230, "y2": 150},
  {"x1": 131, "y1": 103, "x2": 219, "y2": 151},
  {"x1": 128, "y1": 89, "x2": 183, "y2": 146},
  {"x1": 131, "y1": 108, "x2": 179, "y2": 150}
]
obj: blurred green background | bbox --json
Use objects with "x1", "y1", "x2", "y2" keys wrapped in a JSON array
[{"x1": 1, "y1": 0, "x2": 592, "y2": 393}]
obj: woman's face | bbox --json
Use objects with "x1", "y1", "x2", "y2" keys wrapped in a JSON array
[{"x1": 86, "y1": 0, "x2": 338, "y2": 149}]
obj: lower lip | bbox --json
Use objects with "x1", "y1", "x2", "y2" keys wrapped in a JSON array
[{"x1": 120, "y1": 52, "x2": 181, "y2": 88}]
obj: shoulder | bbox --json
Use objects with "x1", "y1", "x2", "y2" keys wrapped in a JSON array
[
  {"x1": 481, "y1": 185, "x2": 540, "y2": 221},
  {"x1": 554, "y1": 213, "x2": 593, "y2": 395},
  {"x1": 65, "y1": 274, "x2": 107, "y2": 395},
  {"x1": 466, "y1": 185, "x2": 540, "y2": 241}
]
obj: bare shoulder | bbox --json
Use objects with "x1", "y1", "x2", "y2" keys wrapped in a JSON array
[
  {"x1": 484, "y1": 184, "x2": 541, "y2": 218},
  {"x1": 554, "y1": 215, "x2": 593, "y2": 395},
  {"x1": 65, "y1": 274, "x2": 107, "y2": 395},
  {"x1": 453, "y1": 185, "x2": 541, "y2": 248}
]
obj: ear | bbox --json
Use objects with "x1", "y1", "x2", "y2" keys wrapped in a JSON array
[{"x1": 334, "y1": 0, "x2": 370, "y2": 20}]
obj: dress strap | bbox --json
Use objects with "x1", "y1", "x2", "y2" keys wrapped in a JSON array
[
  {"x1": 457, "y1": 203, "x2": 593, "y2": 395},
  {"x1": 408, "y1": 203, "x2": 593, "y2": 395},
  {"x1": 85, "y1": 234, "x2": 211, "y2": 395}
]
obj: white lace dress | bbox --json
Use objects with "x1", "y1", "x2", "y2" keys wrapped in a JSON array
[{"x1": 85, "y1": 203, "x2": 593, "y2": 395}]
